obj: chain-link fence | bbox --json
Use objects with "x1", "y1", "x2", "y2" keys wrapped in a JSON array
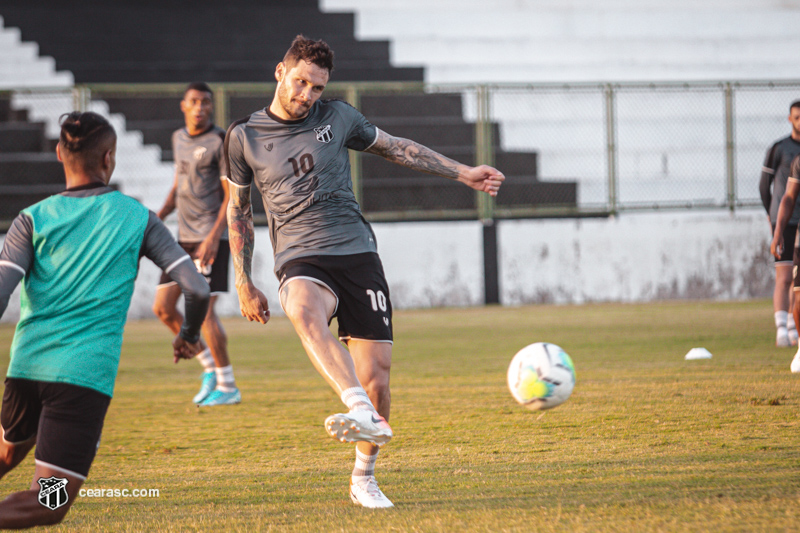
[{"x1": 2, "y1": 81, "x2": 798, "y2": 228}]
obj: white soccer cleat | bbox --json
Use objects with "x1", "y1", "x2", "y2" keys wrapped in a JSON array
[
  {"x1": 350, "y1": 476, "x2": 394, "y2": 508},
  {"x1": 791, "y1": 350, "x2": 800, "y2": 373},
  {"x1": 789, "y1": 327, "x2": 798, "y2": 347},
  {"x1": 777, "y1": 327, "x2": 791, "y2": 348},
  {"x1": 324, "y1": 410, "x2": 393, "y2": 447}
]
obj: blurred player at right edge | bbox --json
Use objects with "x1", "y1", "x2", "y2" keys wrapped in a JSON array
[
  {"x1": 770, "y1": 153, "x2": 800, "y2": 372},
  {"x1": 760, "y1": 100, "x2": 800, "y2": 347},
  {"x1": 225, "y1": 35, "x2": 504, "y2": 508}
]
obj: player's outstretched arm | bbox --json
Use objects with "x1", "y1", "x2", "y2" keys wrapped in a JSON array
[
  {"x1": 772, "y1": 179, "x2": 800, "y2": 259},
  {"x1": 365, "y1": 128, "x2": 505, "y2": 197},
  {"x1": 227, "y1": 182, "x2": 270, "y2": 324}
]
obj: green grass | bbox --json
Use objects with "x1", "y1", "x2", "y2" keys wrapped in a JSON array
[{"x1": 0, "y1": 300, "x2": 798, "y2": 532}]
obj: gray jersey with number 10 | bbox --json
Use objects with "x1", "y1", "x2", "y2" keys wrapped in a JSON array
[{"x1": 225, "y1": 99, "x2": 379, "y2": 275}]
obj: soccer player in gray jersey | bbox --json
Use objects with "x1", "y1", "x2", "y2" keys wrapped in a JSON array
[
  {"x1": 759, "y1": 100, "x2": 800, "y2": 348},
  {"x1": 770, "y1": 154, "x2": 800, "y2": 372},
  {"x1": 0, "y1": 112, "x2": 208, "y2": 528},
  {"x1": 153, "y1": 82, "x2": 241, "y2": 406},
  {"x1": 225, "y1": 35, "x2": 505, "y2": 508}
]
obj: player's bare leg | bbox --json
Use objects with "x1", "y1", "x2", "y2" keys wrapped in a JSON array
[
  {"x1": 348, "y1": 340, "x2": 394, "y2": 508},
  {"x1": 198, "y1": 296, "x2": 241, "y2": 406},
  {"x1": 280, "y1": 280, "x2": 392, "y2": 445},
  {"x1": 774, "y1": 265, "x2": 793, "y2": 347},
  {"x1": 152, "y1": 283, "x2": 185, "y2": 335},
  {"x1": 280, "y1": 279, "x2": 361, "y2": 393},
  {"x1": 153, "y1": 284, "x2": 218, "y2": 402},
  {"x1": 0, "y1": 461, "x2": 84, "y2": 529},
  {"x1": 0, "y1": 435, "x2": 36, "y2": 479}
]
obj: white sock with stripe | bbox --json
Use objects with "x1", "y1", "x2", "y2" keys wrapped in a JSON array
[
  {"x1": 352, "y1": 449, "x2": 378, "y2": 479},
  {"x1": 341, "y1": 387, "x2": 375, "y2": 412},
  {"x1": 196, "y1": 348, "x2": 215, "y2": 372},
  {"x1": 215, "y1": 365, "x2": 236, "y2": 392},
  {"x1": 776, "y1": 310, "x2": 788, "y2": 329}
]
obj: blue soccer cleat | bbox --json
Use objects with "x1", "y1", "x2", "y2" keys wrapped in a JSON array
[
  {"x1": 199, "y1": 388, "x2": 241, "y2": 406},
  {"x1": 193, "y1": 371, "x2": 217, "y2": 404}
]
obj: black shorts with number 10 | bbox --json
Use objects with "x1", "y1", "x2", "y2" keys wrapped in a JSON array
[{"x1": 278, "y1": 252, "x2": 393, "y2": 343}]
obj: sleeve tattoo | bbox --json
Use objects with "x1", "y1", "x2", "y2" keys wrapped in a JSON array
[
  {"x1": 227, "y1": 183, "x2": 255, "y2": 287},
  {"x1": 365, "y1": 131, "x2": 462, "y2": 180}
]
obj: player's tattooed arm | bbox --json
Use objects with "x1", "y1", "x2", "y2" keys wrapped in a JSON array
[
  {"x1": 227, "y1": 183, "x2": 254, "y2": 287},
  {"x1": 366, "y1": 129, "x2": 462, "y2": 179},
  {"x1": 366, "y1": 129, "x2": 505, "y2": 196},
  {"x1": 227, "y1": 183, "x2": 270, "y2": 324}
]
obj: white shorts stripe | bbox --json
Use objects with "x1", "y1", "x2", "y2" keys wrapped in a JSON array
[
  {"x1": 164, "y1": 255, "x2": 191, "y2": 274},
  {"x1": 0, "y1": 260, "x2": 26, "y2": 275},
  {"x1": 225, "y1": 177, "x2": 250, "y2": 188},
  {"x1": 340, "y1": 336, "x2": 393, "y2": 345},
  {"x1": 35, "y1": 459, "x2": 87, "y2": 481}
]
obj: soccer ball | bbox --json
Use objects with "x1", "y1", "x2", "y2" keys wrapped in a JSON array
[{"x1": 507, "y1": 342, "x2": 575, "y2": 411}]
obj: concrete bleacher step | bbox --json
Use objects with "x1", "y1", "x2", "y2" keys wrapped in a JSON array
[
  {"x1": 0, "y1": 4, "x2": 424, "y2": 83},
  {"x1": 0, "y1": 153, "x2": 63, "y2": 186},
  {"x1": 0, "y1": 122, "x2": 47, "y2": 152}
]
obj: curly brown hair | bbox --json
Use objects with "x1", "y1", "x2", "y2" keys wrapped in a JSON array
[{"x1": 282, "y1": 35, "x2": 334, "y2": 73}]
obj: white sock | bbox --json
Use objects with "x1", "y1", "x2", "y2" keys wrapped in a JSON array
[
  {"x1": 341, "y1": 387, "x2": 375, "y2": 412},
  {"x1": 788, "y1": 314, "x2": 796, "y2": 332},
  {"x1": 775, "y1": 311, "x2": 788, "y2": 329},
  {"x1": 215, "y1": 365, "x2": 236, "y2": 392},
  {"x1": 196, "y1": 348, "x2": 215, "y2": 372},
  {"x1": 352, "y1": 449, "x2": 378, "y2": 479}
]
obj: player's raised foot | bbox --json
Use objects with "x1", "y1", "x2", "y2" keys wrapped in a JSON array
[
  {"x1": 791, "y1": 350, "x2": 800, "y2": 373},
  {"x1": 324, "y1": 410, "x2": 393, "y2": 446},
  {"x1": 777, "y1": 326, "x2": 791, "y2": 347},
  {"x1": 199, "y1": 387, "x2": 241, "y2": 406},
  {"x1": 193, "y1": 371, "x2": 217, "y2": 404},
  {"x1": 350, "y1": 476, "x2": 394, "y2": 509}
]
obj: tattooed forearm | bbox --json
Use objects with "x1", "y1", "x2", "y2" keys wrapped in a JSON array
[
  {"x1": 227, "y1": 183, "x2": 255, "y2": 288},
  {"x1": 366, "y1": 132, "x2": 463, "y2": 180}
]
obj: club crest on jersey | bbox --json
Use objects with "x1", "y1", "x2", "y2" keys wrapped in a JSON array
[
  {"x1": 38, "y1": 476, "x2": 69, "y2": 510},
  {"x1": 314, "y1": 125, "x2": 334, "y2": 143},
  {"x1": 265, "y1": 143, "x2": 273, "y2": 151},
  {"x1": 193, "y1": 146, "x2": 207, "y2": 160}
]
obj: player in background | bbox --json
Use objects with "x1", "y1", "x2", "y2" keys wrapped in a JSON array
[
  {"x1": 225, "y1": 35, "x2": 504, "y2": 508},
  {"x1": 0, "y1": 112, "x2": 209, "y2": 528},
  {"x1": 759, "y1": 100, "x2": 800, "y2": 347},
  {"x1": 153, "y1": 82, "x2": 241, "y2": 406},
  {"x1": 769, "y1": 154, "x2": 800, "y2": 372}
]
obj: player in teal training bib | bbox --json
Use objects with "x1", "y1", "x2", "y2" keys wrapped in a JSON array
[{"x1": 0, "y1": 112, "x2": 210, "y2": 528}]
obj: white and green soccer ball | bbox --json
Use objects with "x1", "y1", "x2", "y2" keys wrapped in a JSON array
[{"x1": 507, "y1": 342, "x2": 575, "y2": 411}]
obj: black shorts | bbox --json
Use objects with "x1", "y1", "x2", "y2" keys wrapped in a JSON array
[
  {"x1": 1, "y1": 378, "x2": 111, "y2": 479},
  {"x1": 159, "y1": 240, "x2": 230, "y2": 294},
  {"x1": 773, "y1": 223, "x2": 798, "y2": 264},
  {"x1": 278, "y1": 253, "x2": 393, "y2": 343}
]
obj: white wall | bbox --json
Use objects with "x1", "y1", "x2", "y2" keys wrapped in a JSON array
[{"x1": 0, "y1": 209, "x2": 773, "y2": 324}]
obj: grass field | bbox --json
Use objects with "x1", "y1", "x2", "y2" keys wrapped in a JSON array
[{"x1": 0, "y1": 300, "x2": 798, "y2": 532}]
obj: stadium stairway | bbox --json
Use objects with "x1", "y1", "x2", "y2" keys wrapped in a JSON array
[
  {"x1": 0, "y1": 0, "x2": 575, "y2": 215},
  {"x1": 319, "y1": 0, "x2": 800, "y2": 205},
  {"x1": 0, "y1": 15, "x2": 175, "y2": 217},
  {"x1": 320, "y1": 0, "x2": 800, "y2": 84}
]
